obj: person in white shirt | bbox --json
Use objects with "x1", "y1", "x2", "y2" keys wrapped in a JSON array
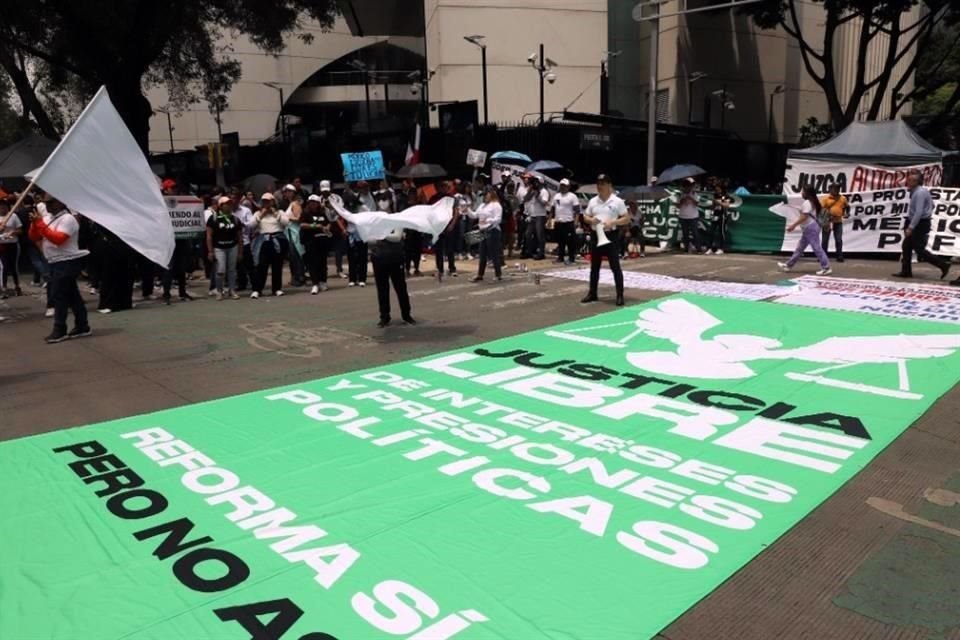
[
  {"x1": 676, "y1": 178, "x2": 703, "y2": 253},
  {"x1": 581, "y1": 174, "x2": 630, "y2": 307},
  {"x1": 467, "y1": 187, "x2": 504, "y2": 282},
  {"x1": 523, "y1": 176, "x2": 550, "y2": 260},
  {"x1": 28, "y1": 197, "x2": 91, "y2": 343},
  {"x1": 248, "y1": 193, "x2": 290, "y2": 297},
  {"x1": 551, "y1": 178, "x2": 580, "y2": 265},
  {"x1": 231, "y1": 191, "x2": 256, "y2": 292},
  {"x1": 777, "y1": 185, "x2": 832, "y2": 275},
  {"x1": 0, "y1": 199, "x2": 23, "y2": 297}
]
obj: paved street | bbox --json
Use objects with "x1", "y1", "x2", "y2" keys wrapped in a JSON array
[{"x1": 2, "y1": 252, "x2": 959, "y2": 639}]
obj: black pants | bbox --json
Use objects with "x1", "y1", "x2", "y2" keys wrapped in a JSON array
[
  {"x1": 99, "y1": 242, "x2": 135, "y2": 311},
  {"x1": 372, "y1": 249, "x2": 411, "y2": 321},
  {"x1": 555, "y1": 221, "x2": 576, "y2": 263},
  {"x1": 162, "y1": 239, "x2": 190, "y2": 298},
  {"x1": 334, "y1": 235, "x2": 348, "y2": 275},
  {"x1": 348, "y1": 241, "x2": 368, "y2": 284},
  {"x1": 0, "y1": 243, "x2": 21, "y2": 290},
  {"x1": 588, "y1": 231, "x2": 624, "y2": 296},
  {"x1": 679, "y1": 219, "x2": 701, "y2": 252},
  {"x1": 236, "y1": 245, "x2": 254, "y2": 290},
  {"x1": 288, "y1": 236, "x2": 306, "y2": 286},
  {"x1": 434, "y1": 231, "x2": 457, "y2": 274},
  {"x1": 709, "y1": 217, "x2": 727, "y2": 251},
  {"x1": 255, "y1": 236, "x2": 287, "y2": 294},
  {"x1": 49, "y1": 258, "x2": 89, "y2": 333},
  {"x1": 478, "y1": 227, "x2": 503, "y2": 279},
  {"x1": 821, "y1": 221, "x2": 843, "y2": 259},
  {"x1": 138, "y1": 255, "x2": 156, "y2": 297},
  {"x1": 901, "y1": 218, "x2": 949, "y2": 276},
  {"x1": 304, "y1": 235, "x2": 331, "y2": 285},
  {"x1": 405, "y1": 231, "x2": 423, "y2": 273}
]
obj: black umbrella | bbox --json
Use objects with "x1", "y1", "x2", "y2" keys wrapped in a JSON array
[
  {"x1": 393, "y1": 163, "x2": 448, "y2": 180},
  {"x1": 656, "y1": 164, "x2": 707, "y2": 184},
  {"x1": 621, "y1": 185, "x2": 668, "y2": 201},
  {"x1": 243, "y1": 173, "x2": 278, "y2": 196}
]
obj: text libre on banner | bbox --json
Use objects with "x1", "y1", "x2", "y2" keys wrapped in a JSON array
[{"x1": 3, "y1": 295, "x2": 960, "y2": 639}]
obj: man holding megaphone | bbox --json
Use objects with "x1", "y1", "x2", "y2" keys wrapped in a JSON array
[{"x1": 581, "y1": 174, "x2": 630, "y2": 307}]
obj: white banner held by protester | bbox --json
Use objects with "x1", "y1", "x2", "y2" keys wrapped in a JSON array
[
  {"x1": 331, "y1": 197, "x2": 454, "y2": 242},
  {"x1": 28, "y1": 87, "x2": 174, "y2": 266},
  {"x1": 784, "y1": 160, "x2": 943, "y2": 195}
]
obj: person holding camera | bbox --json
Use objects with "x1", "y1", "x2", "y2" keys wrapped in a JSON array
[
  {"x1": 300, "y1": 193, "x2": 334, "y2": 294},
  {"x1": 551, "y1": 178, "x2": 580, "y2": 265},
  {"x1": 523, "y1": 175, "x2": 550, "y2": 260},
  {"x1": 467, "y1": 187, "x2": 504, "y2": 282}
]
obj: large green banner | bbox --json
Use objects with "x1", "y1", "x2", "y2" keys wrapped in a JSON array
[{"x1": 4, "y1": 295, "x2": 960, "y2": 640}]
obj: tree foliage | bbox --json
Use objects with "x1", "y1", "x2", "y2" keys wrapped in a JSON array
[
  {"x1": 742, "y1": 0, "x2": 958, "y2": 130},
  {"x1": 0, "y1": 0, "x2": 339, "y2": 152}
]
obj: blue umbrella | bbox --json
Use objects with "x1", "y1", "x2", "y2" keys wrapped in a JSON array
[
  {"x1": 656, "y1": 164, "x2": 707, "y2": 184},
  {"x1": 526, "y1": 160, "x2": 565, "y2": 172},
  {"x1": 734, "y1": 186, "x2": 751, "y2": 196},
  {"x1": 491, "y1": 150, "x2": 532, "y2": 163}
]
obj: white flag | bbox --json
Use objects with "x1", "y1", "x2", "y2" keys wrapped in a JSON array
[
  {"x1": 29, "y1": 87, "x2": 174, "y2": 266},
  {"x1": 331, "y1": 196, "x2": 454, "y2": 242}
]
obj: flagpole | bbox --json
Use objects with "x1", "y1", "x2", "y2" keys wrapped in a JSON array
[{"x1": 0, "y1": 180, "x2": 37, "y2": 228}]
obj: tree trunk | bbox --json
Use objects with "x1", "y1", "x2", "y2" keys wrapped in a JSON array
[
  {"x1": 106, "y1": 80, "x2": 152, "y2": 154},
  {"x1": 0, "y1": 50, "x2": 61, "y2": 140}
]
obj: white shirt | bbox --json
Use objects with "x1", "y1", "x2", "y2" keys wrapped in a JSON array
[
  {"x1": 468, "y1": 202, "x2": 503, "y2": 231},
  {"x1": 0, "y1": 214, "x2": 22, "y2": 244},
  {"x1": 39, "y1": 211, "x2": 89, "y2": 263},
  {"x1": 253, "y1": 209, "x2": 289, "y2": 234},
  {"x1": 586, "y1": 194, "x2": 627, "y2": 225},
  {"x1": 677, "y1": 191, "x2": 700, "y2": 220},
  {"x1": 234, "y1": 205, "x2": 255, "y2": 245},
  {"x1": 552, "y1": 192, "x2": 580, "y2": 223},
  {"x1": 525, "y1": 187, "x2": 550, "y2": 217},
  {"x1": 799, "y1": 200, "x2": 818, "y2": 227}
]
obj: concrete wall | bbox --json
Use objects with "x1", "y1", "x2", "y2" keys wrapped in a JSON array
[
  {"x1": 145, "y1": 16, "x2": 397, "y2": 153},
  {"x1": 424, "y1": 0, "x2": 608, "y2": 124}
]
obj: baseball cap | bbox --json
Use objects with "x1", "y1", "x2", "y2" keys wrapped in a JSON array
[
  {"x1": 261, "y1": 192, "x2": 276, "y2": 201},
  {"x1": 596, "y1": 174, "x2": 613, "y2": 184},
  {"x1": 319, "y1": 180, "x2": 332, "y2": 192},
  {"x1": 283, "y1": 183, "x2": 296, "y2": 192},
  {"x1": 560, "y1": 178, "x2": 571, "y2": 186},
  {"x1": 217, "y1": 196, "x2": 232, "y2": 205},
  {"x1": 308, "y1": 194, "x2": 324, "y2": 203}
]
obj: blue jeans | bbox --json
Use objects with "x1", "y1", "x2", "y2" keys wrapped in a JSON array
[{"x1": 213, "y1": 245, "x2": 238, "y2": 292}]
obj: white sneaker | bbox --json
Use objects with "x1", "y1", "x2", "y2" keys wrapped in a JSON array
[
  {"x1": 338, "y1": 272, "x2": 348, "y2": 279},
  {"x1": 348, "y1": 282, "x2": 357, "y2": 287},
  {"x1": 98, "y1": 308, "x2": 112, "y2": 314},
  {"x1": 816, "y1": 268, "x2": 833, "y2": 276},
  {"x1": 250, "y1": 291, "x2": 260, "y2": 299},
  {"x1": 274, "y1": 290, "x2": 285, "y2": 297},
  {"x1": 715, "y1": 249, "x2": 724, "y2": 255},
  {"x1": 208, "y1": 290, "x2": 217, "y2": 297},
  {"x1": 228, "y1": 290, "x2": 240, "y2": 300},
  {"x1": 214, "y1": 290, "x2": 223, "y2": 301},
  {"x1": 311, "y1": 285, "x2": 319, "y2": 295},
  {"x1": 705, "y1": 249, "x2": 714, "y2": 255},
  {"x1": 319, "y1": 283, "x2": 328, "y2": 292},
  {"x1": 359, "y1": 282, "x2": 366, "y2": 287},
  {"x1": 45, "y1": 308, "x2": 55, "y2": 318},
  {"x1": 777, "y1": 262, "x2": 791, "y2": 272}
]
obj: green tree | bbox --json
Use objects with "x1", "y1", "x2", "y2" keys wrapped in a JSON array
[
  {"x1": 0, "y1": 0, "x2": 339, "y2": 152},
  {"x1": 742, "y1": 0, "x2": 957, "y2": 130},
  {"x1": 797, "y1": 117, "x2": 834, "y2": 147}
]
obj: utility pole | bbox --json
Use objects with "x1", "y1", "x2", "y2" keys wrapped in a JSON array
[{"x1": 539, "y1": 43, "x2": 545, "y2": 125}]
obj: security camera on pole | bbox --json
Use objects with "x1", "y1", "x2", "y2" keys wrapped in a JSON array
[{"x1": 528, "y1": 45, "x2": 559, "y2": 125}]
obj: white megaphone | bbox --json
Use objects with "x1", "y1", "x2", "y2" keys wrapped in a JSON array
[{"x1": 595, "y1": 222, "x2": 612, "y2": 247}]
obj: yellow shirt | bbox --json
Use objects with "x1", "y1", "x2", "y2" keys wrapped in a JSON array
[{"x1": 820, "y1": 194, "x2": 847, "y2": 223}]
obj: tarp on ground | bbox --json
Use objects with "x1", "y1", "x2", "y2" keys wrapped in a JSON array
[
  {"x1": 0, "y1": 133, "x2": 57, "y2": 184},
  {"x1": 787, "y1": 120, "x2": 949, "y2": 165}
]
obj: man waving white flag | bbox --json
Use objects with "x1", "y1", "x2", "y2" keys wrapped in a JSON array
[{"x1": 28, "y1": 86, "x2": 174, "y2": 266}]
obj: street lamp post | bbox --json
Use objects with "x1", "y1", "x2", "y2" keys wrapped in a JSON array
[
  {"x1": 712, "y1": 86, "x2": 735, "y2": 129},
  {"x1": 464, "y1": 35, "x2": 488, "y2": 125},
  {"x1": 156, "y1": 106, "x2": 175, "y2": 153},
  {"x1": 262, "y1": 82, "x2": 287, "y2": 174},
  {"x1": 768, "y1": 84, "x2": 785, "y2": 142},
  {"x1": 686, "y1": 71, "x2": 707, "y2": 125}
]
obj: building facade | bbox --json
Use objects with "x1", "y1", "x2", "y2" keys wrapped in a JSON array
[{"x1": 146, "y1": 0, "x2": 919, "y2": 154}]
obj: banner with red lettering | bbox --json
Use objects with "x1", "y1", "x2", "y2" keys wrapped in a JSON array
[{"x1": 784, "y1": 160, "x2": 942, "y2": 196}]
